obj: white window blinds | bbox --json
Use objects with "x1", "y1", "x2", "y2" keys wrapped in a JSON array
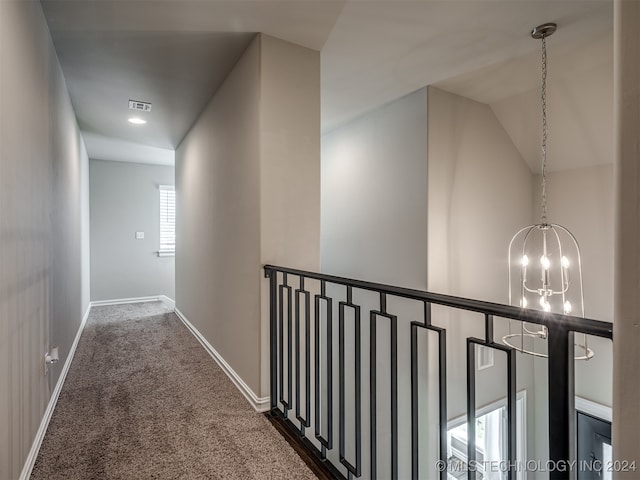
[{"x1": 159, "y1": 185, "x2": 176, "y2": 255}]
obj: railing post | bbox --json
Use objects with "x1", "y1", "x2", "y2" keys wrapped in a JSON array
[{"x1": 546, "y1": 322, "x2": 575, "y2": 480}]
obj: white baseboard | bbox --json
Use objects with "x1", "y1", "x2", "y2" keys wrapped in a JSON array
[
  {"x1": 19, "y1": 303, "x2": 91, "y2": 480},
  {"x1": 174, "y1": 308, "x2": 270, "y2": 413},
  {"x1": 90, "y1": 295, "x2": 164, "y2": 307},
  {"x1": 159, "y1": 295, "x2": 175, "y2": 309},
  {"x1": 90, "y1": 295, "x2": 175, "y2": 309}
]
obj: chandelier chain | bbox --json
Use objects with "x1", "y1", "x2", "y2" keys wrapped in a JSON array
[{"x1": 540, "y1": 35, "x2": 548, "y2": 224}]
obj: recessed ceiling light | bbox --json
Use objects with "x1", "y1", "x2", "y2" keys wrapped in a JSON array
[{"x1": 128, "y1": 117, "x2": 147, "y2": 125}]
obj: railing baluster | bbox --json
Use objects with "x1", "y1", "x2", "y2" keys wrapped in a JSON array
[
  {"x1": 279, "y1": 274, "x2": 293, "y2": 412},
  {"x1": 339, "y1": 293, "x2": 362, "y2": 477},
  {"x1": 287, "y1": 277, "x2": 293, "y2": 414},
  {"x1": 390, "y1": 311, "x2": 398, "y2": 480},
  {"x1": 278, "y1": 278, "x2": 285, "y2": 410},
  {"x1": 469, "y1": 335, "x2": 517, "y2": 480},
  {"x1": 411, "y1": 302, "x2": 448, "y2": 480},
  {"x1": 314, "y1": 289, "x2": 323, "y2": 452},
  {"x1": 467, "y1": 339, "x2": 477, "y2": 480},
  {"x1": 410, "y1": 322, "x2": 419, "y2": 480},
  {"x1": 283, "y1": 276, "x2": 293, "y2": 409},
  {"x1": 355, "y1": 309, "x2": 362, "y2": 478},
  {"x1": 326, "y1": 281, "x2": 333, "y2": 452},
  {"x1": 438, "y1": 325, "x2": 448, "y2": 480},
  {"x1": 266, "y1": 269, "x2": 278, "y2": 410},
  {"x1": 507, "y1": 347, "x2": 517, "y2": 480},
  {"x1": 305, "y1": 284, "x2": 311, "y2": 431},
  {"x1": 295, "y1": 279, "x2": 302, "y2": 429},
  {"x1": 371, "y1": 294, "x2": 398, "y2": 480},
  {"x1": 339, "y1": 294, "x2": 345, "y2": 463},
  {"x1": 370, "y1": 310, "x2": 377, "y2": 479},
  {"x1": 295, "y1": 277, "x2": 311, "y2": 431},
  {"x1": 314, "y1": 280, "x2": 333, "y2": 451}
]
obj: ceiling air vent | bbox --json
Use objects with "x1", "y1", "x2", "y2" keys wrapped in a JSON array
[{"x1": 128, "y1": 100, "x2": 152, "y2": 113}]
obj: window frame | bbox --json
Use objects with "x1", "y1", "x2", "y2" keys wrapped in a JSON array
[{"x1": 158, "y1": 184, "x2": 176, "y2": 257}]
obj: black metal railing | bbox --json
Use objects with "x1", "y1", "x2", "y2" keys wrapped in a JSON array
[{"x1": 264, "y1": 265, "x2": 613, "y2": 480}]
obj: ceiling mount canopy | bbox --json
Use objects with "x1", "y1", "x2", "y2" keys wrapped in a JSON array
[{"x1": 530, "y1": 22, "x2": 557, "y2": 40}]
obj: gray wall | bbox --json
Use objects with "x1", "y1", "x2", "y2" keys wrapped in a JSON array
[
  {"x1": 533, "y1": 165, "x2": 614, "y2": 323},
  {"x1": 0, "y1": 2, "x2": 90, "y2": 478},
  {"x1": 90, "y1": 159, "x2": 175, "y2": 301},
  {"x1": 427, "y1": 87, "x2": 534, "y2": 303},
  {"x1": 321, "y1": 88, "x2": 429, "y2": 289},
  {"x1": 176, "y1": 34, "x2": 320, "y2": 398},
  {"x1": 534, "y1": 165, "x2": 614, "y2": 408}
]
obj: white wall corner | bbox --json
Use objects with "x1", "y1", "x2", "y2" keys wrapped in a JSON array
[
  {"x1": 159, "y1": 295, "x2": 176, "y2": 310},
  {"x1": 19, "y1": 304, "x2": 91, "y2": 480},
  {"x1": 174, "y1": 308, "x2": 270, "y2": 413}
]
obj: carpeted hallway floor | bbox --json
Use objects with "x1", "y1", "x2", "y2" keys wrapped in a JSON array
[{"x1": 31, "y1": 302, "x2": 317, "y2": 480}]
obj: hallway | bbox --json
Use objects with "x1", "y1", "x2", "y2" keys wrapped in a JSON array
[
  {"x1": 31, "y1": 302, "x2": 315, "y2": 480},
  {"x1": 3, "y1": 2, "x2": 634, "y2": 478}
]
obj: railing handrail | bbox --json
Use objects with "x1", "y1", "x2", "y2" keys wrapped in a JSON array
[{"x1": 264, "y1": 264, "x2": 612, "y2": 339}]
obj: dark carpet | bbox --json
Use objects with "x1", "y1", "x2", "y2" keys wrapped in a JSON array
[{"x1": 31, "y1": 302, "x2": 316, "y2": 480}]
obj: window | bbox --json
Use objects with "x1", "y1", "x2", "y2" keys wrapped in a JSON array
[
  {"x1": 477, "y1": 345, "x2": 494, "y2": 370},
  {"x1": 446, "y1": 392, "x2": 527, "y2": 480},
  {"x1": 159, "y1": 185, "x2": 175, "y2": 256}
]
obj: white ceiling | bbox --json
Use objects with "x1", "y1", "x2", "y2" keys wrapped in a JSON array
[
  {"x1": 41, "y1": 0, "x2": 347, "y2": 164},
  {"x1": 41, "y1": 0, "x2": 613, "y2": 168},
  {"x1": 50, "y1": 31, "x2": 256, "y2": 150}
]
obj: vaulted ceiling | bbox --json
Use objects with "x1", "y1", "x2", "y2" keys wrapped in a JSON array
[
  {"x1": 438, "y1": 28, "x2": 613, "y2": 172},
  {"x1": 41, "y1": 0, "x2": 613, "y2": 170}
]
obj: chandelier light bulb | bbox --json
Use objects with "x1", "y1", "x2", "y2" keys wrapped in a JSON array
[
  {"x1": 561, "y1": 256, "x2": 570, "y2": 268},
  {"x1": 564, "y1": 301, "x2": 572, "y2": 314},
  {"x1": 538, "y1": 295, "x2": 551, "y2": 312},
  {"x1": 521, "y1": 255, "x2": 529, "y2": 267},
  {"x1": 521, "y1": 297, "x2": 528, "y2": 308},
  {"x1": 540, "y1": 255, "x2": 550, "y2": 269}
]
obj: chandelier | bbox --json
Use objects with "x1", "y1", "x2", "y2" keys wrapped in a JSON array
[{"x1": 503, "y1": 23, "x2": 593, "y2": 360}]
